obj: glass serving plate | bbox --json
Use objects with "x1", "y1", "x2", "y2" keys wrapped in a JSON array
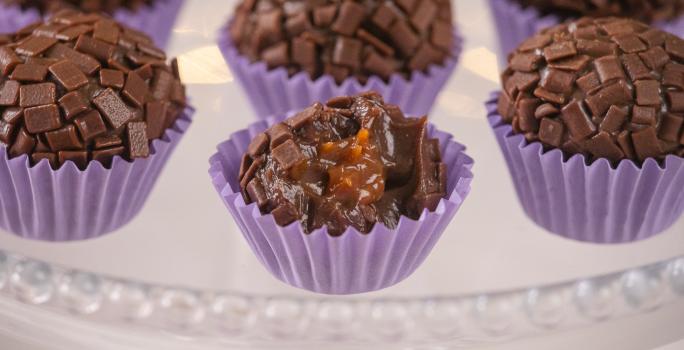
[{"x1": 0, "y1": 1, "x2": 683, "y2": 349}]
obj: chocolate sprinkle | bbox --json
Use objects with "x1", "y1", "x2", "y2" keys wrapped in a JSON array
[
  {"x1": 240, "y1": 91, "x2": 448, "y2": 236},
  {"x1": 0, "y1": 10, "x2": 186, "y2": 169},
  {"x1": 229, "y1": 0, "x2": 454, "y2": 84},
  {"x1": 499, "y1": 17, "x2": 684, "y2": 164}
]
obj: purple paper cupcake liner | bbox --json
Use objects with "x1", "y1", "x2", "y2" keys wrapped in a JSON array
[
  {"x1": 0, "y1": 108, "x2": 193, "y2": 242},
  {"x1": 0, "y1": 4, "x2": 42, "y2": 34},
  {"x1": 0, "y1": 0, "x2": 184, "y2": 47},
  {"x1": 487, "y1": 92, "x2": 684, "y2": 244},
  {"x1": 488, "y1": 0, "x2": 684, "y2": 63},
  {"x1": 113, "y1": 0, "x2": 185, "y2": 48},
  {"x1": 209, "y1": 117, "x2": 474, "y2": 295},
  {"x1": 218, "y1": 24, "x2": 463, "y2": 120}
]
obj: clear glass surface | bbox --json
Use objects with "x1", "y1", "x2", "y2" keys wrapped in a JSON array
[{"x1": 0, "y1": 1, "x2": 682, "y2": 349}]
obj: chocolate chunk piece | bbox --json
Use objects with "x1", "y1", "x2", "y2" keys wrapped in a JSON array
[
  {"x1": 20, "y1": 83, "x2": 56, "y2": 107},
  {"x1": 49, "y1": 60, "x2": 88, "y2": 91},
  {"x1": 93, "y1": 88, "x2": 134, "y2": 129},
  {"x1": 11, "y1": 64, "x2": 48, "y2": 82},
  {"x1": 2, "y1": 108, "x2": 23, "y2": 124},
  {"x1": 74, "y1": 35, "x2": 114, "y2": 61},
  {"x1": 45, "y1": 125, "x2": 82, "y2": 151},
  {"x1": 659, "y1": 114, "x2": 684, "y2": 143},
  {"x1": 16, "y1": 36, "x2": 58, "y2": 56},
  {"x1": 9, "y1": 128, "x2": 36, "y2": 157},
  {"x1": 74, "y1": 110, "x2": 107, "y2": 140},
  {"x1": 562, "y1": 101, "x2": 595, "y2": 141},
  {"x1": 266, "y1": 123, "x2": 293, "y2": 148},
  {"x1": 47, "y1": 43, "x2": 101, "y2": 75},
  {"x1": 331, "y1": 1, "x2": 365, "y2": 36},
  {"x1": 247, "y1": 133, "x2": 268, "y2": 158},
  {"x1": 126, "y1": 121, "x2": 149, "y2": 158},
  {"x1": 544, "y1": 41, "x2": 577, "y2": 61},
  {"x1": 58, "y1": 91, "x2": 89, "y2": 119},
  {"x1": 121, "y1": 72, "x2": 149, "y2": 107},
  {"x1": 92, "y1": 146, "x2": 124, "y2": 167},
  {"x1": 271, "y1": 139, "x2": 305, "y2": 170},
  {"x1": 0, "y1": 81, "x2": 20, "y2": 106},
  {"x1": 58, "y1": 150, "x2": 88, "y2": 169},
  {"x1": 24, "y1": 104, "x2": 62, "y2": 134},
  {"x1": 144, "y1": 101, "x2": 168, "y2": 139},
  {"x1": 0, "y1": 47, "x2": 21, "y2": 76},
  {"x1": 32, "y1": 152, "x2": 57, "y2": 168},
  {"x1": 271, "y1": 203, "x2": 298, "y2": 226},
  {"x1": 632, "y1": 127, "x2": 663, "y2": 161}
]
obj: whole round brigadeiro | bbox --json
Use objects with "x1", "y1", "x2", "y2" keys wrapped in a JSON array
[
  {"x1": 229, "y1": 0, "x2": 454, "y2": 84},
  {"x1": 2, "y1": 0, "x2": 161, "y2": 14},
  {"x1": 0, "y1": 10, "x2": 186, "y2": 170},
  {"x1": 512, "y1": 0, "x2": 684, "y2": 24},
  {"x1": 499, "y1": 17, "x2": 684, "y2": 164}
]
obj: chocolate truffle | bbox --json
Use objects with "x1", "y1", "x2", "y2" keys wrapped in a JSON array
[
  {"x1": 512, "y1": 0, "x2": 684, "y2": 23},
  {"x1": 229, "y1": 0, "x2": 455, "y2": 84},
  {"x1": 499, "y1": 17, "x2": 684, "y2": 163},
  {"x1": 2, "y1": 0, "x2": 161, "y2": 15},
  {"x1": 240, "y1": 92, "x2": 447, "y2": 236},
  {"x1": 0, "y1": 10, "x2": 186, "y2": 169}
]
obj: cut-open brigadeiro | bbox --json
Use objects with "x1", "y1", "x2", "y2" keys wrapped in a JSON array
[
  {"x1": 0, "y1": 0, "x2": 185, "y2": 47},
  {"x1": 490, "y1": 17, "x2": 684, "y2": 243},
  {"x1": 0, "y1": 11, "x2": 192, "y2": 241},
  {"x1": 210, "y1": 92, "x2": 473, "y2": 294},
  {"x1": 219, "y1": 0, "x2": 462, "y2": 119}
]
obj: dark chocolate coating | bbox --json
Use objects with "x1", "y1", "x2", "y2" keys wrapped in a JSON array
[
  {"x1": 499, "y1": 17, "x2": 684, "y2": 163},
  {"x1": 2, "y1": 0, "x2": 162, "y2": 14},
  {"x1": 229, "y1": 0, "x2": 455, "y2": 84},
  {"x1": 240, "y1": 92, "x2": 448, "y2": 236},
  {"x1": 513, "y1": 0, "x2": 684, "y2": 23},
  {"x1": 0, "y1": 10, "x2": 186, "y2": 169}
]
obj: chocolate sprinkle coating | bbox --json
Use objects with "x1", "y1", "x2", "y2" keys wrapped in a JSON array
[
  {"x1": 513, "y1": 0, "x2": 684, "y2": 23},
  {"x1": 229, "y1": 0, "x2": 455, "y2": 84},
  {"x1": 240, "y1": 92, "x2": 448, "y2": 236},
  {"x1": 0, "y1": 10, "x2": 186, "y2": 169},
  {"x1": 2, "y1": 0, "x2": 162, "y2": 15},
  {"x1": 499, "y1": 17, "x2": 684, "y2": 164}
]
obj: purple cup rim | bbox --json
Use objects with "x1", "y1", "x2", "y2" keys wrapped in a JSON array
[
  {"x1": 1, "y1": 106, "x2": 194, "y2": 174},
  {"x1": 209, "y1": 116, "x2": 474, "y2": 239},
  {"x1": 487, "y1": 91, "x2": 684, "y2": 172},
  {"x1": 0, "y1": 0, "x2": 176, "y2": 18},
  {"x1": 217, "y1": 21, "x2": 463, "y2": 90},
  {"x1": 493, "y1": 0, "x2": 684, "y2": 30}
]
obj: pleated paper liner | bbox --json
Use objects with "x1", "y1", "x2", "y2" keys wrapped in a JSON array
[
  {"x1": 0, "y1": 0, "x2": 184, "y2": 48},
  {"x1": 488, "y1": 0, "x2": 684, "y2": 63},
  {"x1": 112, "y1": 0, "x2": 185, "y2": 48},
  {"x1": 218, "y1": 24, "x2": 463, "y2": 120},
  {"x1": 487, "y1": 92, "x2": 684, "y2": 244},
  {"x1": 0, "y1": 108, "x2": 193, "y2": 242},
  {"x1": 0, "y1": 4, "x2": 43, "y2": 34},
  {"x1": 209, "y1": 117, "x2": 474, "y2": 295}
]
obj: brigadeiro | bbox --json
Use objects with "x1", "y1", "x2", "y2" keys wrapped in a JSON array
[
  {"x1": 488, "y1": 17, "x2": 684, "y2": 243},
  {"x1": 0, "y1": 0, "x2": 185, "y2": 47},
  {"x1": 209, "y1": 92, "x2": 473, "y2": 294},
  {"x1": 219, "y1": 0, "x2": 462, "y2": 119},
  {"x1": 0, "y1": 10, "x2": 192, "y2": 241},
  {"x1": 489, "y1": 0, "x2": 684, "y2": 61}
]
